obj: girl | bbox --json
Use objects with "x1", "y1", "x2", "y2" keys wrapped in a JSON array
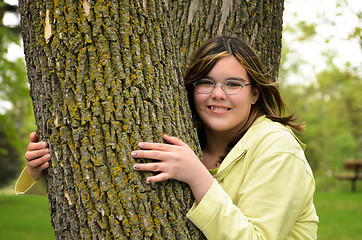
[{"x1": 18, "y1": 36, "x2": 318, "y2": 239}]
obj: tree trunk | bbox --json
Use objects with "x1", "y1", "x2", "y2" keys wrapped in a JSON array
[{"x1": 19, "y1": 0, "x2": 284, "y2": 239}]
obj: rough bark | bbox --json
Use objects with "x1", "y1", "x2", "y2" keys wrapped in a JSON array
[
  {"x1": 19, "y1": 0, "x2": 284, "y2": 239},
  {"x1": 172, "y1": 0, "x2": 284, "y2": 81}
]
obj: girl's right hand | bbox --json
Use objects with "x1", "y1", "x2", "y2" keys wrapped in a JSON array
[{"x1": 24, "y1": 132, "x2": 51, "y2": 181}]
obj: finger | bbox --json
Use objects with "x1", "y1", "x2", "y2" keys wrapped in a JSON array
[
  {"x1": 138, "y1": 135, "x2": 184, "y2": 149},
  {"x1": 28, "y1": 141, "x2": 47, "y2": 151},
  {"x1": 163, "y1": 134, "x2": 185, "y2": 146},
  {"x1": 37, "y1": 161, "x2": 50, "y2": 171},
  {"x1": 138, "y1": 141, "x2": 171, "y2": 151},
  {"x1": 25, "y1": 147, "x2": 50, "y2": 161},
  {"x1": 133, "y1": 162, "x2": 162, "y2": 173},
  {"x1": 27, "y1": 154, "x2": 51, "y2": 168},
  {"x1": 146, "y1": 173, "x2": 170, "y2": 183},
  {"x1": 132, "y1": 149, "x2": 171, "y2": 162},
  {"x1": 29, "y1": 132, "x2": 38, "y2": 143},
  {"x1": 40, "y1": 161, "x2": 50, "y2": 170}
]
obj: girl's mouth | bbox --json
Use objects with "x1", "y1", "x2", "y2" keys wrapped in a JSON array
[{"x1": 208, "y1": 106, "x2": 231, "y2": 111}]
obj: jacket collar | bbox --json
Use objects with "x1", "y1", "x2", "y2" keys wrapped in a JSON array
[
  {"x1": 212, "y1": 116, "x2": 306, "y2": 181},
  {"x1": 214, "y1": 140, "x2": 247, "y2": 181},
  {"x1": 212, "y1": 115, "x2": 256, "y2": 180}
]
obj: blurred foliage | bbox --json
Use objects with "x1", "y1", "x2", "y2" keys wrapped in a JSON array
[
  {"x1": 280, "y1": 0, "x2": 362, "y2": 192},
  {"x1": 340, "y1": 0, "x2": 362, "y2": 49},
  {"x1": 0, "y1": 1, "x2": 35, "y2": 187},
  {"x1": 296, "y1": 21, "x2": 317, "y2": 41},
  {"x1": 0, "y1": 123, "x2": 21, "y2": 187},
  {"x1": 281, "y1": 64, "x2": 361, "y2": 168}
]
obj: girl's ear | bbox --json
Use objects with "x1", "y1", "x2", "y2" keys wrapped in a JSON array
[{"x1": 251, "y1": 86, "x2": 260, "y2": 105}]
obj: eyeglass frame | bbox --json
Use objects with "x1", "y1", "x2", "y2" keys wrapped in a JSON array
[{"x1": 193, "y1": 78, "x2": 251, "y2": 95}]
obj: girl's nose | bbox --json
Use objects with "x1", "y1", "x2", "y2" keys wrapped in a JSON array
[{"x1": 211, "y1": 84, "x2": 227, "y2": 99}]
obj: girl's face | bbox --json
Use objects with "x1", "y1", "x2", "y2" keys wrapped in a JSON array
[{"x1": 194, "y1": 55, "x2": 259, "y2": 136}]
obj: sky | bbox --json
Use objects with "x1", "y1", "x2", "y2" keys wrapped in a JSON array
[{"x1": 2, "y1": 0, "x2": 362, "y2": 84}]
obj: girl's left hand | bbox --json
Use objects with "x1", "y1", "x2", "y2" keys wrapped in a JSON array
[{"x1": 132, "y1": 134, "x2": 206, "y2": 185}]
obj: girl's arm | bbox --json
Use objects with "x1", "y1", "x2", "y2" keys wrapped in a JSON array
[
  {"x1": 15, "y1": 132, "x2": 50, "y2": 195},
  {"x1": 187, "y1": 130, "x2": 318, "y2": 240},
  {"x1": 132, "y1": 133, "x2": 318, "y2": 239}
]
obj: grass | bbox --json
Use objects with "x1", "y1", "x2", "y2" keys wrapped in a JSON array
[
  {"x1": 0, "y1": 186, "x2": 361, "y2": 239},
  {"x1": 314, "y1": 191, "x2": 362, "y2": 240},
  {"x1": 0, "y1": 193, "x2": 54, "y2": 240}
]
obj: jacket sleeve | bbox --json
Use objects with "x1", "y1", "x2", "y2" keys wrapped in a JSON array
[
  {"x1": 187, "y1": 180, "x2": 264, "y2": 239},
  {"x1": 15, "y1": 167, "x2": 47, "y2": 195},
  {"x1": 187, "y1": 136, "x2": 317, "y2": 239}
]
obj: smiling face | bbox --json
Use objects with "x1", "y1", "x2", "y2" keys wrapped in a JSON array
[{"x1": 194, "y1": 55, "x2": 259, "y2": 136}]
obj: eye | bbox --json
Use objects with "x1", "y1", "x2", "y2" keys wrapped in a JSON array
[
  {"x1": 225, "y1": 80, "x2": 242, "y2": 88},
  {"x1": 198, "y1": 79, "x2": 214, "y2": 85}
]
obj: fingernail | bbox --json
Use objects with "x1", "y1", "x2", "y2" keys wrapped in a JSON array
[
  {"x1": 146, "y1": 178, "x2": 152, "y2": 183},
  {"x1": 133, "y1": 165, "x2": 140, "y2": 170},
  {"x1": 131, "y1": 151, "x2": 137, "y2": 157},
  {"x1": 139, "y1": 142, "x2": 145, "y2": 148},
  {"x1": 45, "y1": 154, "x2": 51, "y2": 160},
  {"x1": 41, "y1": 142, "x2": 47, "y2": 147}
]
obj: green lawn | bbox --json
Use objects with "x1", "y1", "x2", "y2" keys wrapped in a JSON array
[
  {"x1": 314, "y1": 191, "x2": 362, "y2": 240},
  {"x1": 0, "y1": 190, "x2": 361, "y2": 239},
  {"x1": 0, "y1": 194, "x2": 54, "y2": 240}
]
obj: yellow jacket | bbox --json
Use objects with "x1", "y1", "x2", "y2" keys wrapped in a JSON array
[
  {"x1": 15, "y1": 168, "x2": 47, "y2": 195},
  {"x1": 187, "y1": 116, "x2": 318, "y2": 239}
]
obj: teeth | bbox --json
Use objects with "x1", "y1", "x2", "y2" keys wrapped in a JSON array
[{"x1": 210, "y1": 106, "x2": 228, "y2": 111}]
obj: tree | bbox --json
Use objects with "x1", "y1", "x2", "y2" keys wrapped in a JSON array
[{"x1": 18, "y1": 0, "x2": 284, "y2": 238}]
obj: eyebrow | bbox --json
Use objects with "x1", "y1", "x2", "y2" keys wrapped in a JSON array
[{"x1": 205, "y1": 76, "x2": 248, "y2": 82}]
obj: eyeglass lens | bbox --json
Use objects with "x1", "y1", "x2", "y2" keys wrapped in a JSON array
[{"x1": 194, "y1": 79, "x2": 246, "y2": 94}]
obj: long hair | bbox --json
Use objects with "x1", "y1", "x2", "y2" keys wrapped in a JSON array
[{"x1": 184, "y1": 36, "x2": 304, "y2": 160}]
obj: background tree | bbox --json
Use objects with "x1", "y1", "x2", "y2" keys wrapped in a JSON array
[
  {"x1": 18, "y1": 0, "x2": 284, "y2": 238},
  {"x1": 0, "y1": 0, "x2": 20, "y2": 34},
  {"x1": 281, "y1": 63, "x2": 361, "y2": 191}
]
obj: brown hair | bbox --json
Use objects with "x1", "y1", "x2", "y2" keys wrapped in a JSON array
[{"x1": 184, "y1": 36, "x2": 304, "y2": 159}]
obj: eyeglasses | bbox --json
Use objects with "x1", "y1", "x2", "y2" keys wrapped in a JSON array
[{"x1": 193, "y1": 79, "x2": 251, "y2": 95}]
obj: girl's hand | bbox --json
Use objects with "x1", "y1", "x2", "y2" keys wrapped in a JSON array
[
  {"x1": 24, "y1": 132, "x2": 51, "y2": 181},
  {"x1": 132, "y1": 134, "x2": 214, "y2": 203}
]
